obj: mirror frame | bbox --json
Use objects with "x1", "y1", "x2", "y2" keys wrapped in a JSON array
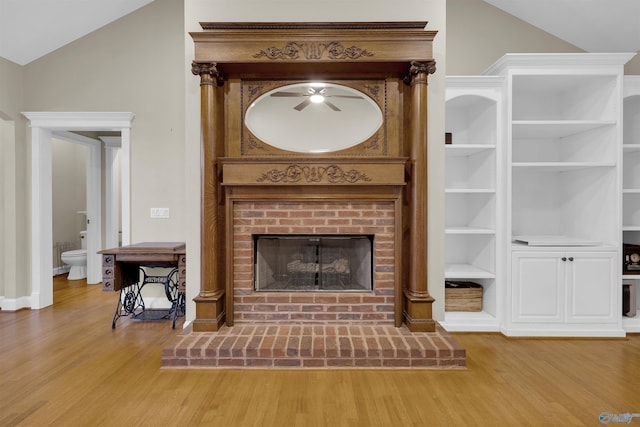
[
  {"x1": 244, "y1": 82, "x2": 384, "y2": 154},
  {"x1": 241, "y1": 79, "x2": 389, "y2": 156}
]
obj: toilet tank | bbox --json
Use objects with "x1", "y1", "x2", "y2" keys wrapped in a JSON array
[{"x1": 80, "y1": 231, "x2": 87, "y2": 249}]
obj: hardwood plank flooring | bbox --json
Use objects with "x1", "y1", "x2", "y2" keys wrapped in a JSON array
[{"x1": 1, "y1": 275, "x2": 639, "y2": 426}]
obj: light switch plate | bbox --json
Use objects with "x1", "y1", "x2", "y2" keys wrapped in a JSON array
[{"x1": 150, "y1": 207, "x2": 170, "y2": 218}]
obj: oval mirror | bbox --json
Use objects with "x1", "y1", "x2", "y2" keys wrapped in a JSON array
[{"x1": 245, "y1": 83, "x2": 383, "y2": 153}]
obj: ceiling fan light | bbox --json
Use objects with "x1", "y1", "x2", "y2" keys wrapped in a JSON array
[{"x1": 310, "y1": 94, "x2": 325, "y2": 103}]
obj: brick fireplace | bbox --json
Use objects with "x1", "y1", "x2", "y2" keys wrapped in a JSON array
[
  {"x1": 162, "y1": 21, "x2": 468, "y2": 369},
  {"x1": 188, "y1": 22, "x2": 439, "y2": 335},
  {"x1": 233, "y1": 201, "x2": 395, "y2": 324},
  {"x1": 220, "y1": 156, "x2": 409, "y2": 328}
]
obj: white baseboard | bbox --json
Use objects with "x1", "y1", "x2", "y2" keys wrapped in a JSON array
[{"x1": 0, "y1": 296, "x2": 32, "y2": 311}]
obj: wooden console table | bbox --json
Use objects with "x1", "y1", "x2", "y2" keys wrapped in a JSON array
[{"x1": 99, "y1": 242, "x2": 186, "y2": 328}]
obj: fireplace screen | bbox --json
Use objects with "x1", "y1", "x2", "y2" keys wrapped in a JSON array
[{"x1": 254, "y1": 235, "x2": 373, "y2": 292}]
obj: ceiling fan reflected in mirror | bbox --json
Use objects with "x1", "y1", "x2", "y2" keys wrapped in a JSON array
[{"x1": 270, "y1": 86, "x2": 364, "y2": 111}]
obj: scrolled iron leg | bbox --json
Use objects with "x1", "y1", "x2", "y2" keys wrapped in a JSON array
[
  {"x1": 112, "y1": 289, "x2": 123, "y2": 329},
  {"x1": 171, "y1": 292, "x2": 186, "y2": 329}
]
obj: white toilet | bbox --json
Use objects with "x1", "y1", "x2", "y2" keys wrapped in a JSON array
[{"x1": 61, "y1": 230, "x2": 87, "y2": 280}]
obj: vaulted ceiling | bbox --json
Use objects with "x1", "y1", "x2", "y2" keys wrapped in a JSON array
[
  {"x1": 484, "y1": 0, "x2": 640, "y2": 53},
  {"x1": 0, "y1": 0, "x2": 154, "y2": 65},
  {"x1": 1, "y1": 0, "x2": 639, "y2": 66}
]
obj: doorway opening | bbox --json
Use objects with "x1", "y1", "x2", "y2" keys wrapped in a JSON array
[{"x1": 22, "y1": 112, "x2": 134, "y2": 309}]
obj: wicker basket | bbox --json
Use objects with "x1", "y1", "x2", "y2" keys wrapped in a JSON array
[{"x1": 445, "y1": 281, "x2": 483, "y2": 312}]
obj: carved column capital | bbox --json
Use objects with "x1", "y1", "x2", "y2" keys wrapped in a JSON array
[
  {"x1": 403, "y1": 60, "x2": 436, "y2": 86},
  {"x1": 191, "y1": 61, "x2": 225, "y2": 86}
]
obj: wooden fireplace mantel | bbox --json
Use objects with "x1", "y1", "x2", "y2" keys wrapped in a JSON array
[
  {"x1": 190, "y1": 22, "x2": 437, "y2": 332},
  {"x1": 191, "y1": 22, "x2": 436, "y2": 78}
]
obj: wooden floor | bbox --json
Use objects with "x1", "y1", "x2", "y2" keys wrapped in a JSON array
[{"x1": 1, "y1": 276, "x2": 639, "y2": 426}]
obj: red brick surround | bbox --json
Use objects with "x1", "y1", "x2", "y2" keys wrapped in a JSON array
[{"x1": 232, "y1": 201, "x2": 396, "y2": 324}]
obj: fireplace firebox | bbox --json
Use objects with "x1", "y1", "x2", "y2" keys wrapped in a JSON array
[{"x1": 254, "y1": 235, "x2": 373, "y2": 292}]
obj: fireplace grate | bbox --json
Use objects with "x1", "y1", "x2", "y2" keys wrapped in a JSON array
[{"x1": 254, "y1": 235, "x2": 373, "y2": 292}]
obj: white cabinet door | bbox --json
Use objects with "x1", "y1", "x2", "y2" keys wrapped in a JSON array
[
  {"x1": 566, "y1": 252, "x2": 617, "y2": 323},
  {"x1": 512, "y1": 252, "x2": 564, "y2": 323},
  {"x1": 512, "y1": 250, "x2": 618, "y2": 326}
]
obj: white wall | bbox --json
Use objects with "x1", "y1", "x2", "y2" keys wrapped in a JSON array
[
  {"x1": 0, "y1": 117, "x2": 17, "y2": 306},
  {"x1": 446, "y1": 0, "x2": 583, "y2": 75},
  {"x1": 0, "y1": 56, "x2": 26, "y2": 307},
  {"x1": 16, "y1": 0, "x2": 184, "y2": 307},
  {"x1": 23, "y1": 0, "x2": 185, "y2": 245}
]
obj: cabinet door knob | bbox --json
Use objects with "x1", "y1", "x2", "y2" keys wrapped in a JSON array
[
  {"x1": 562, "y1": 257, "x2": 567, "y2": 261},
  {"x1": 568, "y1": 257, "x2": 574, "y2": 262}
]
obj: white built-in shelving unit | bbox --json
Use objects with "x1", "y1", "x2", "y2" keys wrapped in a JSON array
[
  {"x1": 441, "y1": 76, "x2": 503, "y2": 332},
  {"x1": 622, "y1": 76, "x2": 640, "y2": 332},
  {"x1": 442, "y1": 54, "x2": 640, "y2": 336},
  {"x1": 481, "y1": 53, "x2": 634, "y2": 337}
]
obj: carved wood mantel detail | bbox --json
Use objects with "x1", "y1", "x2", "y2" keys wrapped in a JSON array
[
  {"x1": 403, "y1": 60, "x2": 437, "y2": 85},
  {"x1": 221, "y1": 159, "x2": 406, "y2": 187},
  {"x1": 190, "y1": 22, "x2": 437, "y2": 332},
  {"x1": 191, "y1": 61, "x2": 225, "y2": 86},
  {"x1": 256, "y1": 164, "x2": 372, "y2": 184},
  {"x1": 253, "y1": 41, "x2": 374, "y2": 60}
]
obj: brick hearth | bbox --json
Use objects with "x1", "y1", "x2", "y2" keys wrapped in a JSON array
[{"x1": 162, "y1": 324, "x2": 465, "y2": 368}]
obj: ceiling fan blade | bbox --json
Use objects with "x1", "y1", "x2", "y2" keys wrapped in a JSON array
[
  {"x1": 324, "y1": 100, "x2": 341, "y2": 111},
  {"x1": 270, "y1": 91, "x2": 307, "y2": 97},
  {"x1": 326, "y1": 95, "x2": 363, "y2": 99},
  {"x1": 293, "y1": 99, "x2": 312, "y2": 111}
]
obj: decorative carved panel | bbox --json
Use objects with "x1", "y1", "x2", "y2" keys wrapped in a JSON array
[
  {"x1": 253, "y1": 41, "x2": 375, "y2": 60},
  {"x1": 221, "y1": 158, "x2": 407, "y2": 186}
]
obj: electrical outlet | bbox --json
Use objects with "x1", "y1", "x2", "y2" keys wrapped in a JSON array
[{"x1": 150, "y1": 207, "x2": 170, "y2": 218}]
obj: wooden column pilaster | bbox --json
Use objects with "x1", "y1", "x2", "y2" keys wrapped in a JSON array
[
  {"x1": 403, "y1": 60, "x2": 436, "y2": 332},
  {"x1": 191, "y1": 62, "x2": 225, "y2": 331}
]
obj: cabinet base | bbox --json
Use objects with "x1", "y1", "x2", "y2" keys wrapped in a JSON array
[{"x1": 501, "y1": 327, "x2": 626, "y2": 338}]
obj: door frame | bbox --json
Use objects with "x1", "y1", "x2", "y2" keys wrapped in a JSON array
[{"x1": 22, "y1": 112, "x2": 134, "y2": 309}]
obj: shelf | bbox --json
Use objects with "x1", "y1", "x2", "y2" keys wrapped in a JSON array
[
  {"x1": 445, "y1": 263, "x2": 495, "y2": 279},
  {"x1": 441, "y1": 311, "x2": 500, "y2": 332},
  {"x1": 445, "y1": 227, "x2": 495, "y2": 235},
  {"x1": 623, "y1": 189, "x2": 640, "y2": 194},
  {"x1": 623, "y1": 144, "x2": 640, "y2": 153},
  {"x1": 512, "y1": 120, "x2": 616, "y2": 138},
  {"x1": 513, "y1": 235, "x2": 601, "y2": 247},
  {"x1": 445, "y1": 144, "x2": 495, "y2": 157},
  {"x1": 512, "y1": 162, "x2": 615, "y2": 172},
  {"x1": 511, "y1": 241, "x2": 617, "y2": 251},
  {"x1": 623, "y1": 226, "x2": 640, "y2": 232}
]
